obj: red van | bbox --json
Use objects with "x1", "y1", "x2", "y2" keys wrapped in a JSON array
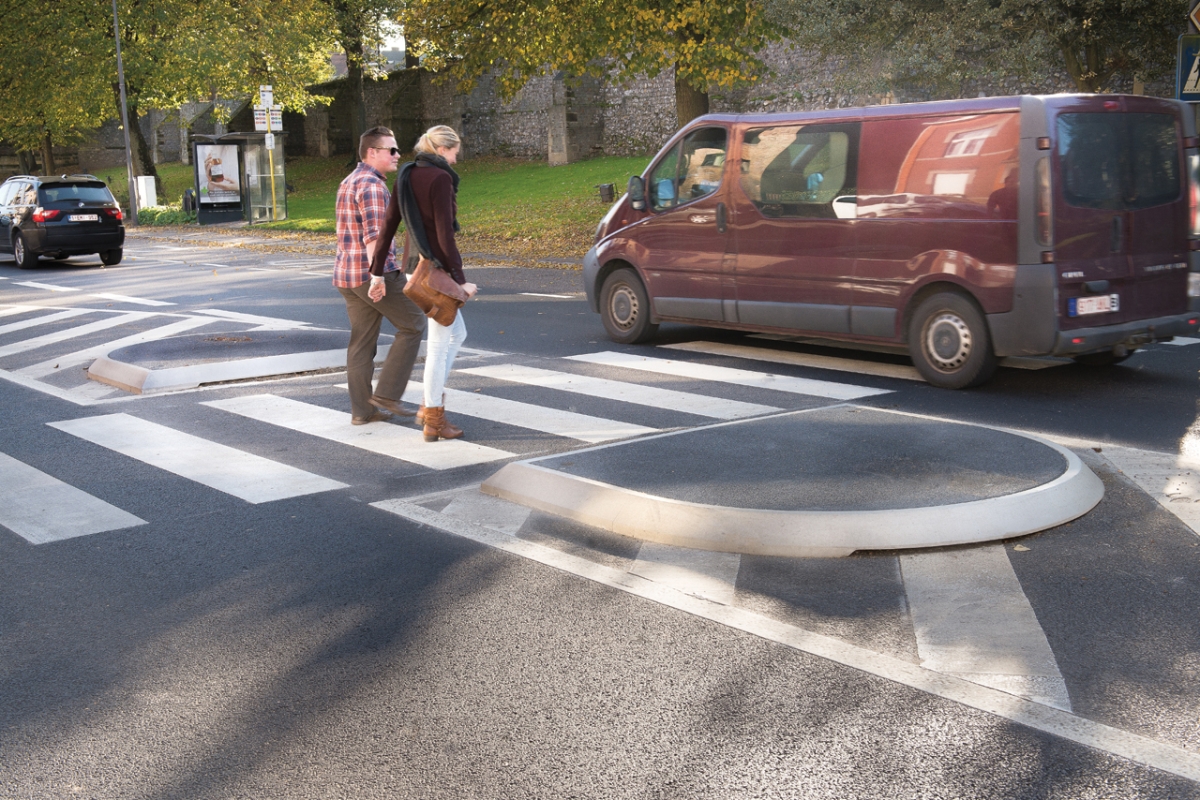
[{"x1": 584, "y1": 95, "x2": 1200, "y2": 388}]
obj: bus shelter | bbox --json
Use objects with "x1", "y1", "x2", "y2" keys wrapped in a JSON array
[{"x1": 192, "y1": 132, "x2": 287, "y2": 225}]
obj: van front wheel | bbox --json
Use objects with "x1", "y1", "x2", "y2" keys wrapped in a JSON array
[
  {"x1": 600, "y1": 268, "x2": 658, "y2": 344},
  {"x1": 908, "y1": 293, "x2": 997, "y2": 389}
]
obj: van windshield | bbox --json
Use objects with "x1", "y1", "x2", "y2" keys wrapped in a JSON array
[{"x1": 1056, "y1": 112, "x2": 1180, "y2": 211}]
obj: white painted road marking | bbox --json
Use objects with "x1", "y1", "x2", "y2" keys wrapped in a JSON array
[
  {"x1": 1162, "y1": 336, "x2": 1200, "y2": 346},
  {"x1": 900, "y1": 545, "x2": 1072, "y2": 711},
  {"x1": 662, "y1": 340, "x2": 924, "y2": 381},
  {"x1": 1101, "y1": 443, "x2": 1200, "y2": 536},
  {"x1": 460, "y1": 364, "x2": 780, "y2": 419},
  {"x1": 0, "y1": 308, "x2": 93, "y2": 336},
  {"x1": 398, "y1": 381, "x2": 657, "y2": 443},
  {"x1": 0, "y1": 312, "x2": 154, "y2": 358},
  {"x1": 375, "y1": 495, "x2": 1200, "y2": 784},
  {"x1": 192, "y1": 309, "x2": 313, "y2": 330},
  {"x1": 570, "y1": 350, "x2": 892, "y2": 400},
  {"x1": 0, "y1": 305, "x2": 43, "y2": 319},
  {"x1": 89, "y1": 292, "x2": 176, "y2": 307},
  {"x1": 0, "y1": 452, "x2": 146, "y2": 544},
  {"x1": 631, "y1": 542, "x2": 741, "y2": 605},
  {"x1": 17, "y1": 316, "x2": 217, "y2": 378},
  {"x1": 204, "y1": 394, "x2": 512, "y2": 469},
  {"x1": 49, "y1": 413, "x2": 346, "y2": 503},
  {"x1": 14, "y1": 281, "x2": 79, "y2": 292}
]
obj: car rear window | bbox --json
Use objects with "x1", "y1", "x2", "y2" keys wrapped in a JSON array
[
  {"x1": 39, "y1": 183, "x2": 115, "y2": 205},
  {"x1": 1057, "y1": 112, "x2": 1180, "y2": 211}
]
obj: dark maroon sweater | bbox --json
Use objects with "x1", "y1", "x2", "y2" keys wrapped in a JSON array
[{"x1": 371, "y1": 162, "x2": 464, "y2": 284}]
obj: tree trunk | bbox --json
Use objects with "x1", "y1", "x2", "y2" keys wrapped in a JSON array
[
  {"x1": 675, "y1": 69, "x2": 710, "y2": 128},
  {"x1": 41, "y1": 131, "x2": 56, "y2": 175},
  {"x1": 112, "y1": 83, "x2": 163, "y2": 199},
  {"x1": 345, "y1": 40, "x2": 368, "y2": 158},
  {"x1": 17, "y1": 150, "x2": 36, "y2": 175}
]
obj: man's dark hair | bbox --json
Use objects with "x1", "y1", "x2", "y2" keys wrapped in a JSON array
[{"x1": 359, "y1": 126, "x2": 395, "y2": 160}]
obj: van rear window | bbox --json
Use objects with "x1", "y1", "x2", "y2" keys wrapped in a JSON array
[{"x1": 1057, "y1": 113, "x2": 1180, "y2": 211}]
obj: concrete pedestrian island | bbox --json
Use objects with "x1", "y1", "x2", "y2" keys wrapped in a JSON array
[
  {"x1": 482, "y1": 406, "x2": 1104, "y2": 557},
  {"x1": 89, "y1": 330, "x2": 390, "y2": 394}
]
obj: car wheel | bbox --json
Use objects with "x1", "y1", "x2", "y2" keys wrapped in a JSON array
[
  {"x1": 600, "y1": 267, "x2": 658, "y2": 344},
  {"x1": 100, "y1": 248, "x2": 123, "y2": 266},
  {"x1": 907, "y1": 292, "x2": 997, "y2": 389},
  {"x1": 1072, "y1": 350, "x2": 1135, "y2": 366},
  {"x1": 13, "y1": 232, "x2": 37, "y2": 269}
]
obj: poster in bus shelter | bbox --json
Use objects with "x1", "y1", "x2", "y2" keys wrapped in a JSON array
[{"x1": 196, "y1": 144, "x2": 240, "y2": 204}]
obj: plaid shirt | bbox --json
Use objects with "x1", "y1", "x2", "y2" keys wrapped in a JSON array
[{"x1": 333, "y1": 163, "x2": 397, "y2": 288}]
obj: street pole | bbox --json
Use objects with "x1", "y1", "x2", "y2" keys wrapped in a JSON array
[{"x1": 111, "y1": 0, "x2": 138, "y2": 226}]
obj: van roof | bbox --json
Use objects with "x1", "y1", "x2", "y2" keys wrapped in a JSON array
[{"x1": 695, "y1": 94, "x2": 1179, "y2": 127}]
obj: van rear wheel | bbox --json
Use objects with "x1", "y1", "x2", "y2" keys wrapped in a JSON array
[
  {"x1": 13, "y1": 232, "x2": 37, "y2": 269},
  {"x1": 908, "y1": 292, "x2": 997, "y2": 389},
  {"x1": 600, "y1": 267, "x2": 658, "y2": 344}
]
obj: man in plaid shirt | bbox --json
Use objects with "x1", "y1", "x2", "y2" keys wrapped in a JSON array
[{"x1": 334, "y1": 126, "x2": 426, "y2": 425}]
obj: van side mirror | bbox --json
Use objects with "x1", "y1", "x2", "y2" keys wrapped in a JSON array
[{"x1": 628, "y1": 175, "x2": 645, "y2": 210}]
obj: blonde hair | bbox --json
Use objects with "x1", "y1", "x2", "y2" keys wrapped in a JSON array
[{"x1": 414, "y1": 125, "x2": 461, "y2": 155}]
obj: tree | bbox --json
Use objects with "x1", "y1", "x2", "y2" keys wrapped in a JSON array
[
  {"x1": 0, "y1": 4, "x2": 112, "y2": 172},
  {"x1": 398, "y1": 0, "x2": 786, "y2": 126},
  {"x1": 769, "y1": 0, "x2": 1185, "y2": 101},
  {"x1": 0, "y1": 0, "x2": 337, "y2": 186},
  {"x1": 326, "y1": 0, "x2": 403, "y2": 155}
]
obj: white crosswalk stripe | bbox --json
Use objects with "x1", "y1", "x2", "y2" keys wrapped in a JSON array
[
  {"x1": 17, "y1": 316, "x2": 217, "y2": 378},
  {"x1": 204, "y1": 394, "x2": 511, "y2": 469},
  {"x1": 397, "y1": 382, "x2": 657, "y2": 443},
  {"x1": 0, "y1": 312, "x2": 155, "y2": 358},
  {"x1": 0, "y1": 451, "x2": 146, "y2": 544},
  {"x1": 571, "y1": 350, "x2": 893, "y2": 399},
  {"x1": 460, "y1": 363, "x2": 781, "y2": 419},
  {"x1": 0, "y1": 308, "x2": 93, "y2": 336},
  {"x1": 48, "y1": 413, "x2": 346, "y2": 503}
]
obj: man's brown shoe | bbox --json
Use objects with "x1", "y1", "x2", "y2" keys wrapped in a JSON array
[
  {"x1": 369, "y1": 395, "x2": 417, "y2": 417},
  {"x1": 352, "y1": 410, "x2": 391, "y2": 425}
]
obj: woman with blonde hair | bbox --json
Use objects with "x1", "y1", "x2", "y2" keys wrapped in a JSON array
[{"x1": 371, "y1": 125, "x2": 477, "y2": 440}]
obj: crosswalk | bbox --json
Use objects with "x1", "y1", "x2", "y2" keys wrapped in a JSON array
[{"x1": 2, "y1": 341, "x2": 894, "y2": 544}]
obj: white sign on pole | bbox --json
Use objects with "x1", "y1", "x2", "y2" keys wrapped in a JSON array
[
  {"x1": 264, "y1": 133, "x2": 276, "y2": 151},
  {"x1": 270, "y1": 107, "x2": 282, "y2": 130},
  {"x1": 259, "y1": 84, "x2": 273, "y2": 108},
  {"x1": 253, "y1": 106, "x2": 268, "y2": 131}
]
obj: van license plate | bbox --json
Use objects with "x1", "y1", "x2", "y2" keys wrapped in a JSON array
[
  {"x1": 68, "y1": 214, "x2": 98, "y2": 222},
  {"x1": 1069, "y1": 294, "x2": 1120, "y2": 317}
]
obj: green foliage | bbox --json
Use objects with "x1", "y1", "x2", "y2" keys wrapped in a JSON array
[
  {"x1": 264, "y1": 154, "x2": 648, "y2": 257},
  {"x1": 101, "y1": 162, "x2": 197, "y2": 209},
  {"x1": 398, "y1": 0, "x2": 786, "y2": 124},
  {"x1": 769, "y1": 0, "x2": 1186, "y2": 99},
  {"x1": 137, "y1": 205, "x2": 198, "y2": 226}
]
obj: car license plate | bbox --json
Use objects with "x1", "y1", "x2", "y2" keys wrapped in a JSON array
[
  {"x1": 68, "y1": 213, "x2": 98, "y2": 222},
  {"x1": 1068, "y1": 294, "x2": 1120, "y2": 317}
]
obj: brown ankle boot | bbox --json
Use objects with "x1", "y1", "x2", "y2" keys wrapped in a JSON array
[
  {"x1": 415, "y1": 394, "x2": 444, "y2": 427},
  {"x1": 422, "y1": 407, "x2": 463, "y2": 442}
]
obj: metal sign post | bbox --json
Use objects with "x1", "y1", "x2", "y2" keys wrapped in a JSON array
[{"x1": 254, "y1": 85, "x2": 279, "y2": 221}]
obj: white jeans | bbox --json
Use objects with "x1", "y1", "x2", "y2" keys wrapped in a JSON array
[{"x1": 423, "y1": 312, "x2": 466, "y2": 407}]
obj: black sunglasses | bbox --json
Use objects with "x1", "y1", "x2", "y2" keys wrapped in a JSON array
[{"x1": 372, "y1": 146, "x2": 401, "y2": 156}]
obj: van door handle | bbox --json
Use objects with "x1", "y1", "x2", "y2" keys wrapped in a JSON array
[
  {"x1": 1111, "y1": 215, "x2": 1123, "y2": 252},
  {"x1": 716, "y1": 202, "x2": 727, "y2": 234}
]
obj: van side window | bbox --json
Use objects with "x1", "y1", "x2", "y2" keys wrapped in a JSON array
[
  {"x1": 857, "y1": 113, "x2": 1020, "y2": 220},
  {"x1": 740, "y1": 123, "x2": 859, "y2": 218},
  {"x1": 1057, "y1": 112, "x2": 1179, "y2": 211},
  {"x1": 649, "y1": 127, "x2": 728, "y2": 212}
]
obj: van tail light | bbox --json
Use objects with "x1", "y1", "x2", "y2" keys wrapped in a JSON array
[
  {"x1": 1188, "y1": 154, "x2": 1200, "y2": 238},
  {"x1": 103, "y1": 208, "x2": 123, "y2": 220},
  {"x1": 1035, "y1": 157, "x2": 1052, "y2": 246},
  {"x1": 31, "y1": 207, "x2": 60, "y2": 223}
]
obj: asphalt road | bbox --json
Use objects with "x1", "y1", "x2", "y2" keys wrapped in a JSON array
[{"x1": 1, "y1": 230, "x2": 1199, "y2": 799}]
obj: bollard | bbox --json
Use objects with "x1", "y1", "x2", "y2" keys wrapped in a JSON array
[{"x1": 596, "y1": 183, "x2": 615, "y2": 203}]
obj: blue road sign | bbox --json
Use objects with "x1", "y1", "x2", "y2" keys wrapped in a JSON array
[{"x1": 1179, "y1": 35, "x2": 1200, "y2": 101}]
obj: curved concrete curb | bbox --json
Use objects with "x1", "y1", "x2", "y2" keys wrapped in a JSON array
[
  {"x1": 481, "y1": 430, "x2": 1103, "y2": 558},
  {"x1": 88, "y1": 347, "x2": 377, "y2": 394}
]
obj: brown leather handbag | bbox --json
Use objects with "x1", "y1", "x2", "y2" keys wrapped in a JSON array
[{"x1": 402, "y1": 257, "x2": 467, "y2": 326}]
